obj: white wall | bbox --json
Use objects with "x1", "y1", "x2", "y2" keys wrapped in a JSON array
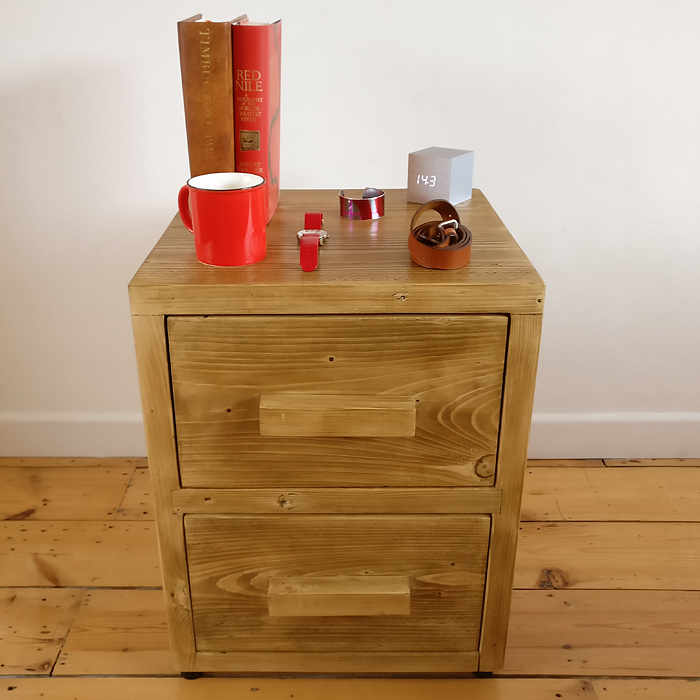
[{"x1": 1, "y1": 0, "x2": 699, "y2": 457}]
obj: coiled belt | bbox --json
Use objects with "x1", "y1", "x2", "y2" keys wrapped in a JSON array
[{"x1": 408, "y1": 199, "x2": 472, "y2": 270}]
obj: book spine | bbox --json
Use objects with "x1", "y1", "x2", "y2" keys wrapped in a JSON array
[
  {"x1": 232, "y1": 21, "x2": 281, "y2": 222},
  {"x1": 178, "y1": 19, "x2": 236, "y2": 177}
]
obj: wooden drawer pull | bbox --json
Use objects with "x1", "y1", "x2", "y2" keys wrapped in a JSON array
[
  {"x1": 268, "y1": 575, "x2": 411, "y2": 617},
  {"x1": 259, "y1": 394, "x2": 416, "y2": 437}
]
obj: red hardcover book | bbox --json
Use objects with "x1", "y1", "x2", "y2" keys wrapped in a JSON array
[{"x1": 232, "y1": 19, "x2": 281, "y2": 223}]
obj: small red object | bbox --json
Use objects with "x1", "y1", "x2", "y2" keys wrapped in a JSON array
[
  {"x1": 297, "y1": 212, "x2": 328, "y2": 272},
  {"x1": 300, "y1": 233, "x2": 322, "y2": 271},
  {"x1": 305, "y1": 212, "x2": 323, "y2": 229}
]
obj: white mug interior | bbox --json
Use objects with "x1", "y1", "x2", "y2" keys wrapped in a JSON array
[{"x1": 187, "y1": 172, "x2": 265, "y2": 191}]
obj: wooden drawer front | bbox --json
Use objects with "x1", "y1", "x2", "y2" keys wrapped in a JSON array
[
  {"x1": 168, "y1": 315, "x2": 507, "y2": 487},
  {"x1": 185, "y1": 514, "x2": 490, "y2": 653}
]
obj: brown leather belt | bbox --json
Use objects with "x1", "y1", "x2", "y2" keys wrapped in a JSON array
[{"x1": 408, "y1": 199, "x2": 472, "y2": 270}]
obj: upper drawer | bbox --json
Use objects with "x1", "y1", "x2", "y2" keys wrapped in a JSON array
[{"x1": 168, "y1": 315, "x2": 508, "y2": 488}]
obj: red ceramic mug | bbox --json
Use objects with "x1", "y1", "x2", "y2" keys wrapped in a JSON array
[{"x1": 178, "y1": 172, "x2": 267, "y2": 266}]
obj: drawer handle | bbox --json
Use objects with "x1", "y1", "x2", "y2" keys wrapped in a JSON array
[
  {"x1": 259, "y1": 394, "x2": 416, "y2": 438},
  {"x1": 268, "y1": 575, "x2": 411, "y2": 617}
]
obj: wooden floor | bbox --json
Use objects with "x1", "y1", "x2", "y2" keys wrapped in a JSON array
[{"x1": 0, "y1": 457, "x2": 699, "y2": 699}]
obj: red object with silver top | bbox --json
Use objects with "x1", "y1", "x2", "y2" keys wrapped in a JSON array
[
  {"x1": 297, "y1": 212, "x2": 329, "y2": 272},
  {"x1": 339, "y1": 188, "x2": 385, "y2": 220}
]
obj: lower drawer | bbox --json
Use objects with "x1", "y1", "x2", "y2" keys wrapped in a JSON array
[{"x1": 185, "y1": 514, "x2": 490, "y2": 653}]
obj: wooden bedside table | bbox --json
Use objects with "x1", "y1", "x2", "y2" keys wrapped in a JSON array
[{"x1": 129, "y1": 189, "x2": 544, "y2": 676}]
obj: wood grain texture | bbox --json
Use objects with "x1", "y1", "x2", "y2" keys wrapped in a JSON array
[
  {"x1": 604, "y1": 458, "x2": 700, "y2": 467},
  {"x1": 169, "y1": 314, "x2": 507, "y2": 488},
  {"x1": 115, "y1": 467, "x2": 154, "y2": 520},
  {"x1": 0, "y1": 588, "x2": 83, "y2": 675},
  {"x1": 503, "y1": 590, "x2": 700, "y2": 676},
  {"x1": 128, "y1": 189, "x2": 545, "y2": 316},
  {"x1": 479, "y1": 314, "x2": 543, "y2": 671},
  {"x1": 267, "y1": 575, "x2": 411, "y2": 617},
  {"x1": 514, "y1": 522, "x2": 700, "y2": 590},
  {"x1": 0, "y1": 458, "x2": 147, "y2": 468},
  {"x1": 172, "y1": 487, "x2": 502, "y2": 514},
  {"x1": 128, "y1": 188, "x2": 545, "y2": 674},
  {"x1": 592, "y1": 679, "x2": 700, "y2": 699},
  {"x1": 259, "y1": 394, "x2": 417, "y2": 438},
  {"x1": 0, "y1": 677, "x2": 598, "y2": 700},
  {"x1": 0, "y1": 467, "x2": 134, "y2": 521},
  {"x1": 131, "y1": 314, "x2": 197, "y2": 670},
  {"x1": 185, "y1": 514, "x2": 490, "y2": 653},
  {"x1": 193, "y1": 650, "x2": 481, "y2": 673},
  {"x1": 0, "y1": 521, "x2": 160, "y2": 587},
  {"x1": 54, "y1": 589, "x2": 174, "y2": 676},
  {"x1": 521, "y1": 467, "x2": 700, "y2": 521},
  {"x1": 4, "y1": 517, "x2": 696, "y2": 593}
]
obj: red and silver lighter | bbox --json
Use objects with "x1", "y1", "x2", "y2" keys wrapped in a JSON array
[{"x1": 297, "y1": 212, "x2": 329, "y2": 272}]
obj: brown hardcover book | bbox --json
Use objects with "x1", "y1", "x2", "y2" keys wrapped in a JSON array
[{"x1": 177, "y1": 14, "x2": 242, "y2": 177}]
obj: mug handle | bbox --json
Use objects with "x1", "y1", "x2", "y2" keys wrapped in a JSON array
[{"x1": 178, "y1": 185, "x2": 194, "y2": 233}]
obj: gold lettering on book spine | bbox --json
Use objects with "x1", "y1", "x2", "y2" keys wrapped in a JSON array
[
  {"x1": 236, "y1": 69, "x2": 263, "y2": 92},
  {"x1": 198, "y1": 27, "x2": 214, "y2": 135}
]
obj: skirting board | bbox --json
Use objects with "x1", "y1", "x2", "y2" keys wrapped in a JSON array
[
  {"x1": 0, "y1": 412, "x2": 147, "y2": 457},
  {"x1": 528, "y1": 412, "x2": 700, "y2": 459},
  {"x1": 0, "y1": 412, "x2": 698, "y2": 458}
]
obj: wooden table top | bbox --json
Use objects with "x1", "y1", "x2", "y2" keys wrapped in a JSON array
[{"x1": 129, "y1": 189, "x2": 544, "y2": 315}]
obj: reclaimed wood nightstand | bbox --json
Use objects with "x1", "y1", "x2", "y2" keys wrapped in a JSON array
[{"x1": 129, "y1": 189, "x2": 544, "y2": 675}]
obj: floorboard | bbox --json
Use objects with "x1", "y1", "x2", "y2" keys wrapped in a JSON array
[
  {"x1": 521, "y1": 467, "x2": 700, "y2": 521},
  {"x1": 41, "y1": 587, "x2": 700, "y2": 679},
  {"x1": 503, "y1": 590, "x2": 700, "y2": 676},
  {"x1": 1, "y1": 459, "x2": 699, "y2": 686},
  {"x1": 114, "y1": 468, "x2": 154, "y2": 521},
  {"x1": 514, "y1": 521, "x2": 700, "y2": 589},
  {"x1": 0, "y1": 522, "x2": 161, "y2": 587},
  {"x1": 5, "y1": 519, "x2": 698, "y2": 591},
  {"x1": 0, "y1": 467, "x2": 134, "y2": 521},
  {"x1": 54, "y1": 590, "x2": 173, "y2": 676},
  {"x1": 0, "y1": 677, "x2": 597, "y2": 699},
  {"x1": 592, "y1": 679, "x2": 700, "y2": 699},
  {"x1": 0, "y1": 588, "x2": 83, "y2": 675}
]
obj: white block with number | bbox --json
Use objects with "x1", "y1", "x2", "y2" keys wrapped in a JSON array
[{"x1": 407, "y1": 147, "x2": 474, "y2": 205}]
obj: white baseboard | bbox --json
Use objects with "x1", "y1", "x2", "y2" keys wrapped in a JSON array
[
  {"x1": 528, "y1": 412, "x2": 700, "y2": 459},
  {"x1": 0, "y1": 412, "x2": 147, "y2": 457},
  {"x1": 0, "y1": 411, "x2": 698, "y2": 459}
]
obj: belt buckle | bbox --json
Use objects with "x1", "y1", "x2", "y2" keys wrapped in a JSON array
[
  {"x1": 434, "y1": 218, "x2": 460, "y2": 246},
  {"x1": 437, "y1": 219, "x2": 460, "y2": 232}
]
